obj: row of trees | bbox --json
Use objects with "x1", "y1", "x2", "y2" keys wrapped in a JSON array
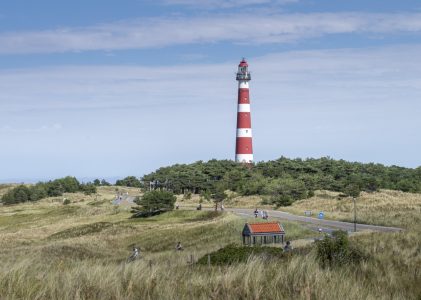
[
  {"x1": 1, "y1": 177, "x2": 97, "y2": 205},
  {"x1": 115, "y1": 176, "x2": 142, "y2": 188},
  {"x1": 137, "y1": 157, "x2": 421, "y2": 206},
  {"x1": 93, "y1": 179, "x2": 111, "y2": 186}
]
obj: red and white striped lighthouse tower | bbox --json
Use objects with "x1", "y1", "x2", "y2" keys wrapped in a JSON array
[{"x1": 235, "y1": 58, "x2": 253, "y2": 163}]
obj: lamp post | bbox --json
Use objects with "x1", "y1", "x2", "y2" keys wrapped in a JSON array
[{"x1": 353, "y1": 196, "x2": 357, "y2": 232}]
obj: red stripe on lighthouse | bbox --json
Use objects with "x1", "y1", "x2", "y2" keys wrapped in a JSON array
[
  {"x1": 238, "y1": 89, "x2": 250, "y2": 104},
  {"x1": 236, "y1": 138, "x2": 253, "y2": 154},
  {"x1": 237, "y1": 112, "x2": 251, "y2": 128}
]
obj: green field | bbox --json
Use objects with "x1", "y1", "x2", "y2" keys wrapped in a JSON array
[{"x1": 0, "y1": 187, "x2": 420, "y2": 299}]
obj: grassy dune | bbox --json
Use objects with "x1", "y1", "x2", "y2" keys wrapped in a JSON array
[
  {"x1": 0, "y1": 187, "x2": 420, "y2": 299},
  {"x1": 0, "y1": 184, "x2": 19, "y2": 198},
  {"x1": 281, "y1": 190, "x2": 421, "y2": 229}
]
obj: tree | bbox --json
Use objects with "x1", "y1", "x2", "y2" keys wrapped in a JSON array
[
  {"x1": 30, "y1": 183, "x2": 48, "y2": 201},
  {"x1": 264, "y1": 178, "x2": 308, "y2": 207},
  {"x1": 136, "y1": 190, "x2": 176, "y2": 211},
  {"x1": 80, "y1": 183, "x2": 97, "y2": 195},
  {"x1": 116, "y1": 176, "x2": 142, "y2": 188},
  {"x1": 14, "y1": 186, "x2": 31, "y2": 203},
  {"x1": 100, "y1": 179, "x2": 111, "y2": 186},
  {"x1": 93, "y1": 179, "x2": 111, "y2": 186},
  {"x1": 343, "y1": 184, "x2": 361, "y2": 198},
  {"x1": 46, "y1": 180, "x2": 64, "y2": 197},
  {"x1": 211, "y1": 182, "x2": 227, "y2": 211},
  {"x1": 56, "y1": 176, "x2": 80, "y2": 193},
  {"x1": 200, "y1": 189, "x2": 211, "y2": 201},
  {"x1": 239, "y1": 173, "x2": 268, "y2": 196}
]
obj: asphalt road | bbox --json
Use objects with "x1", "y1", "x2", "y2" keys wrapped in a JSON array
[{"x1": 215, "y1": 207, "x2": 403, "y2": 233}]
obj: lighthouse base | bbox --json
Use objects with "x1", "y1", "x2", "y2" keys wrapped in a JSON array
[{"x1": 235, "y1": 154, "x2": 253, "y2": 163}]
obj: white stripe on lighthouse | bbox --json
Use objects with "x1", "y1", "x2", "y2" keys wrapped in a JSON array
[
  {"x1": 235, "y1": 154, "x2": 254, "y2": 163},
  {"x1": 236, "y1": 128, "x2": 252, "y2": 138},
  {"x1": 237, "y1": 104, "x2": 250, "y2": 112},
  {"x1": 239, "y1": 81, "x2": 249, "y2": 89}
]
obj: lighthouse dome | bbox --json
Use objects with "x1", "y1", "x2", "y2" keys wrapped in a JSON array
[{"x1": 239, "y1": 58, "x2": 248, "y2": 67}]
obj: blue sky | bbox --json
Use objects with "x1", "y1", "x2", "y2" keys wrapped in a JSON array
[{"x1": 1, "y1": 0, "x2": 421, "y2": 182}]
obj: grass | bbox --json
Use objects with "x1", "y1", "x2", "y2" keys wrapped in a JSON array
[
  {"x1": 176, "y1": 192, "x2": 270, "y2": 209},
  {"x1": 280, "y1": 189, "x2": 421, "y2": 229},
  {"x1": 0, "y1": 188, "x2": 420, "y2": 299},
  {"x1": 0, "y1": 183, "x2": 19, "y2": 198}
]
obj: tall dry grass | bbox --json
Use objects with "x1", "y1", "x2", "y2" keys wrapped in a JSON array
[
  {"x1": 1, "y1": 242, "x2": 419, "y2": 299},
  {"x1": 281, "y1": 190, "x2": 421, "y2": 229}
]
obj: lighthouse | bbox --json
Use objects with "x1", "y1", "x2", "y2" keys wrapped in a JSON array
[{"x1": 235, "y1": 58, "x2": 253, "y2": 163}]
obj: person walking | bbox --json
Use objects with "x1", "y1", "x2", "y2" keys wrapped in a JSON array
[
  {"x1": 263, "y1": 211, "x2": 268, "y2": 220},
  {"x1": 284, "y1": 241, "x2": 293, "y2": 252},
  {"x1": 176, "y1": 242, "x2": 184, "y2": 251},
  {"x1": 127, "y1": 247, "x2": 140, "y2": 262}
]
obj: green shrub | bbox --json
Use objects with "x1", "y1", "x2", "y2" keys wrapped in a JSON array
[
  {"x1": 80, "y1": 183, "x2": 97, "y2": 195},
  {"x1": 315, "y1": 230, "x2": 368, "y2": 268},
  {"x1": 197, "y1": 244, "x2": 284, "y2": 266},
  {"x1": 63, "y1": 199, "x2": 71, "y2": 205},
  {"x1": 1, "y1": 185, "x2": 32, "y2": 205},
  {"x1": 135, "y1": 190, "x2": 176, "y2": 211}
]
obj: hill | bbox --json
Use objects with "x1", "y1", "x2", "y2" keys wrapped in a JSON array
[
  {"x1": 0, "y1": 187, "x2": 420, "y2": 299},
  {"x1": 142, "y1": 157, "x2": 421, "y2": 207}
]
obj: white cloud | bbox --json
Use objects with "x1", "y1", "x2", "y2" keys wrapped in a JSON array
[
  {"x1": 1, "y1": 44, "x2": 421, "y2": 179},
  {"x1": 161, "y1": 0, "x2": 299, "y2": 8},
  {"x1": 0, "y1": 123, "x2": 62, "y2": 133},
  {"x1": 1, "y1": 44, "x2": 421, "y2": 113},
  {"x1": 1, "y1": 12, "x2": 421, "y2": 54}
]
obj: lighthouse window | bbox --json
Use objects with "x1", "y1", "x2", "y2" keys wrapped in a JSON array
[{"x1": 246, "y1": 130, "x2": 248, "y2": 133}]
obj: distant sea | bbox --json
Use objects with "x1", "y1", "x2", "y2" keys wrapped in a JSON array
[{"x1": 0, "y1": 176, "x2": 121, "y2": 185}]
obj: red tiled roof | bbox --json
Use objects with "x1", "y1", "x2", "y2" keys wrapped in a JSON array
[{"x1": 247, "y1": 222, "x2": 284, "y2": 234}]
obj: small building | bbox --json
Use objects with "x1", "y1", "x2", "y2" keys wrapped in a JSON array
[{"x1": 242, "y1": 222, "x2": 285, "y2": 245}]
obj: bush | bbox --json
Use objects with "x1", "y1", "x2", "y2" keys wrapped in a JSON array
[
  {"x1": 80, "y1": 183, "x2": 97, "y2": 195},
  {"x1": 1, "y1": 185, "x2": 32, "y2": 205},
  {"x1": 135, "y1": 190, "x2": 176, "y2": 211},
  {"x1": 315, "y1": 230, "x2": 368, "y2": 268},
  {"x1": 63, "y1": 199, "x2": 71, "y2": 205},
  {"x1": 197, "y1": 244, "x2": 284, "y2": 266}
]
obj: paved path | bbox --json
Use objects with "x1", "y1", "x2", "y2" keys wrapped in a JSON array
[
  {"x1": 112, "y1": 195, "x2": 136, "y2": 206},
  {"x1": 230, "y1": 208, "x2": 403, "y2": 233},
  {"x1": 196, "y1": 207, "x2": 403, "y2": 233}
]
